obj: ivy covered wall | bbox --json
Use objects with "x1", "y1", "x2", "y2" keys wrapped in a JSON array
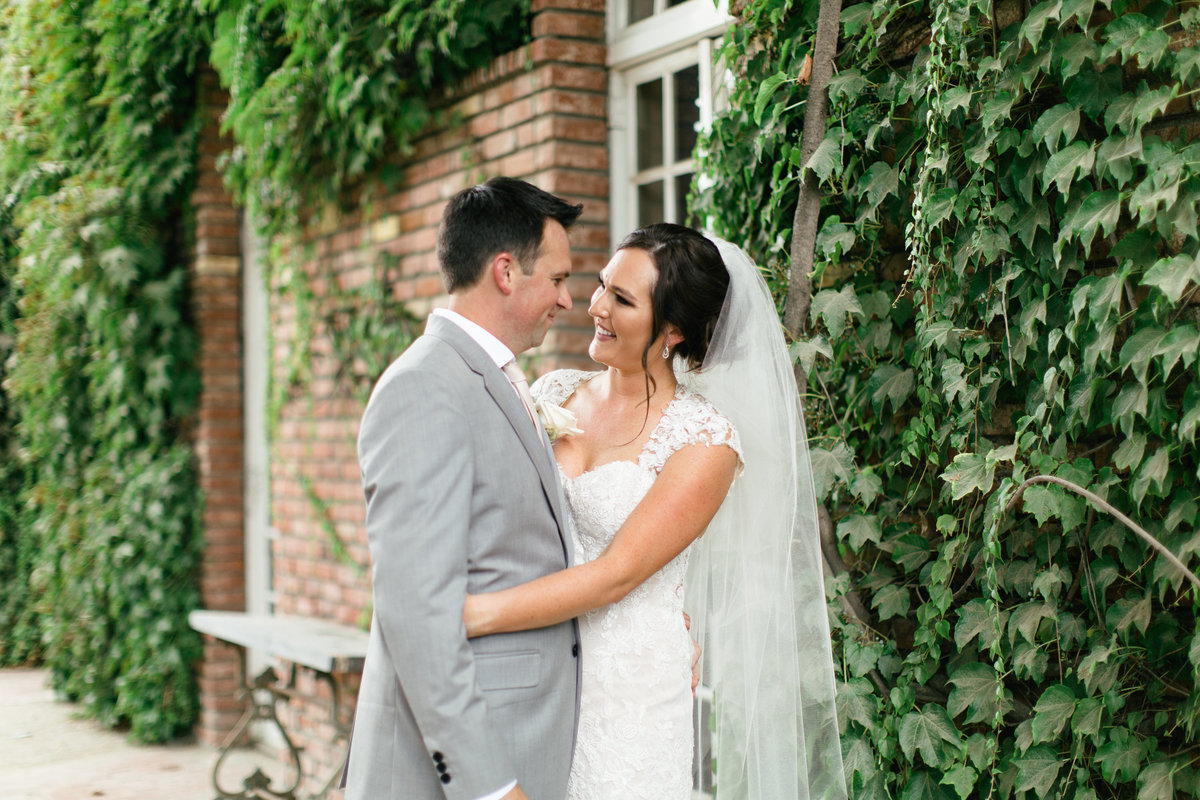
[{"x1": 697, "y1": 0, "x2": 1200, "y2": 796}]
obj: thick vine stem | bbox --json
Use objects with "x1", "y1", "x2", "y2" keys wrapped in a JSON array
[
  {"x1": 782, "y1": 0, "x2": 843, "y2": 339},
  {"x1": 1005, "y1": 475, "x2": 1200, "y2": 592}
]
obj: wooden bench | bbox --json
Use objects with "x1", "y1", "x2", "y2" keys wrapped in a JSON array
[{"x1": 189, "y1": 610, "x2": 369, "y2": 800}]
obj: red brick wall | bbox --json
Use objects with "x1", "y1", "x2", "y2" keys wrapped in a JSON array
[
  {"x1": 189, "y1": 66, "x2": 246, "y2": 747},
  {"x1": 265, "y1": 1, "x2": 609, "y2": 793}
]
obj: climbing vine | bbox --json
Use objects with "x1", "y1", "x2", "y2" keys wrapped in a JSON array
[
  {"x1": 698, "y1": 0, "x2": 1200, "y2": 796},
  {"x1": 0, "y1": 0, "x2": 528, "y2": 741}
]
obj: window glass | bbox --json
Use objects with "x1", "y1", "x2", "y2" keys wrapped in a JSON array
[
  {"x1": 636, "y1": 78, "x2": 664, "y2": 170},
  {"x1": 638, "y1": 181, "x2": 665, "y2": 227},
  {"x1": 628, "y1": 0, "x2": 654, "y2": 24},
  {"x1": 673, "y1": 65, "x2": 700, "y2": 162}
]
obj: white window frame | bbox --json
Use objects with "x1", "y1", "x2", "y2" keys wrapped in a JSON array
[{"x1": 607, "y1": 0, "x2": 731, "y2": 249}]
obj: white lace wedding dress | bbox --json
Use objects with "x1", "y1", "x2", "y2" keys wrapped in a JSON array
[{"x1": 533, "y1": 369, "x2": 742, "y2": 800}]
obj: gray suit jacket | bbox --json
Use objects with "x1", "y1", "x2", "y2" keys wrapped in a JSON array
[{"x1": 343, "y1": 315, "x2": 580, "y2": 800}]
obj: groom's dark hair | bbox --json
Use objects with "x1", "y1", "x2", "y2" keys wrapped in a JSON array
[{"x1": 438, "y1": 177, "x2": 583, "y2": 292}]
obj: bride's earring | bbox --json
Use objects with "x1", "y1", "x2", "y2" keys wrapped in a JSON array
[{"x1": 662, "y1": 343, "x2": 671, "y2": 359}]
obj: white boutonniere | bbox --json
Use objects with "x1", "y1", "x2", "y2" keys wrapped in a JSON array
[{"x1": 536, "y1": 400, "x2": 583, "y2": 441}]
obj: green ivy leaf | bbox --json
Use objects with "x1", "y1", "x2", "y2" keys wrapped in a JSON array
[
  {"x1": 1020, "y1": 0, "x2": 1063, "y2": 51},
  {"x1": 1119, "y1": 324, "x2": 1169, "y2": 383},
  {"x1": 947, "y1": 662, "x2": 1005, "y2": 725},
  {"x1": 804, "y1": 132, "x2": 843, "y2": 183},
  {"x1": 826, "y1": 69, "x2": 869, "y2": 105},
  {"x1": 810, "y1": 441, "x2": 855, "y2": 499},
  {"x1": 838, "y1": 513, "x2": 882, "y2": 550},
  {"x1": 837, "y1": 679, "x2": 879, "y2": 730},
  {"x1": 1096, "y1": 130, "x2": 1144, "y2": 187},
  {"x1": 872, "y1": 582, "x2": 911, "y2": 620},
  {"x1": 868, "y1": 364, "x2": 914, "y2": 416},
  {"x1": 1072, "y1": 697, "x2": 1104, "y2": 738},
  {"x1": 1100, "y1": 14, "x2": 1154, "y2": 64},
  {"x1": 1175, "y1": 46, "x2": 1200, "y2": 84},
  {"x1": 752, "y1": 72, "x2": 790, "y2": 126},
  {"x1": 840, "y1": 3, "x2": 873, "y2": 37},
  {"x1": 1131, "y1": 448, "x2": 1169, "y2": 505},
  {"x1": 817, "y1": 217, "x2": 857, "y2": 259},
  {"x1": 790, "y1": 335, "x2": 833, "y2": 376},
  {"x1": 811, "y1": 285, "x2": 864, "y2": 339},
  {"x1": 1009, "y1": 601, "x2": 1054, "y2": 645},
  {"x1": 1096, "y1": 728, "x2": 1147, "y2": 782},
  {"x1": 1156, "y1": 325, "x2": 1199, "y2": 378},
  {"x1": 859, "y1": 161, "x2": 900, "y2": 213},
  {"x1": 1060, "y1": 190, "x2": 1122, "y2": 255},
  {"x1": 1014, "y1": 746, "x2": 1063, "y2": 795},
  {"x1": 841, "y1": 733, "x2": 878, "y2": 785},
  {"x1": 941, "y1": 765, "x2": 978, "y2": 799},
  {"x1": 1141, "y1": 252, "x2": 1200, "y2": 305},
  {"x1": 1112, "y1": 432, "x2": 1147, "y2": 472},
  {"x1": 1043, "y1": 140, "x2": 1095, "y2": 194},
  {"x1": 1137, "y1": 762, "x2": 1175, "y2": 800},
  {"x1": 1060, "y1": 0, "x2": 1096, "y2": 27},
  {"x1": 941, "y1": 453, "x2": 995, "y2": 500},
  {"x1": 1021, "y1": 484, "x2": 1085, "y2": 532},
  {"x1": 899, "y1": 705, "x2": 961, "y2": 768},
  {"x1": 1032, "y1": 104, "x2": 1081, "y2": 152},
  {"x1": 850, "y1": 469, "x2": 883, "y2": 506},
  {"x1": 955, "y1": 599, "x2": 1000, "y2": 651},
  {"x1": 1030, "y1": 684, "x2": 1076, "y2": 744}
]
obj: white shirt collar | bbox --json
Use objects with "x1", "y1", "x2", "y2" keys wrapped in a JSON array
[{"x1": 431, "y1": 308, "x2": 515, "y2": 369}]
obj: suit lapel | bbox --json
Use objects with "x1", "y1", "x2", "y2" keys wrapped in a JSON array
[{"x1": 426, "y1": 317, "x2": 569, "y2": 550}]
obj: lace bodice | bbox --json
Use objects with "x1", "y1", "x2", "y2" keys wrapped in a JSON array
[{"x1": 531, "y1": 369, "x2": 740, "y2": 800}]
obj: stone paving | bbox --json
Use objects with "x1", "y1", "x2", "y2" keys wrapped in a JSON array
[{"x1": 1, "y1": 668, "x2": 290, "y2": 800}]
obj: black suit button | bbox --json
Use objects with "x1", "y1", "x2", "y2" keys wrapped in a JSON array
[
  {"x1": 572, "y1": 643, "x2": 579, "y2": 657},
  {"x1": 441, "y1": 773, "x2": 452, "y2": 784},
  {"x1": 436, "y1": 763, "x2": 447, "y2": 774},
  {"x1": 432, "y1": 751, "x2": 444, "y2": 763}
]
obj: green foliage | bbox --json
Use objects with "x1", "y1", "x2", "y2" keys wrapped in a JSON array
[
  {"x1": 1, "y1": 0, "x2": 507, "y2": 738},
  {"x1": 203, "y1": 0, "x2": 532, "y2": 228},
  {"x1": 698, "y1": 0, "x2": 1200, "y2": 795},
  {"x1": 0, "y1": 0, "x2": 204, "y2": 740}
]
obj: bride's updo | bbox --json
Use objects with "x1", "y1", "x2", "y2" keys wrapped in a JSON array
[{"x1": 616, "y1": 223, "x2": 730, "y2": 372}]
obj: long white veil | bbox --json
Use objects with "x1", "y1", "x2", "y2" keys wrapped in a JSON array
[{"x1": 680, "y1": 236, "x2": 846, "y2": 799}]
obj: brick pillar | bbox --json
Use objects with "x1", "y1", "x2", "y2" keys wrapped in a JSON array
[
  {"x1": 190, "y1": 66, "x2": 246, "y2": 747},
  {"x1": 529, "y1": 0, "x2": 610, "y2": 369}
]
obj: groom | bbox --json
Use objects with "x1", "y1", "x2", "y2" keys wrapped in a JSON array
[{"x1": 342, "y1": 177, "x2": 583, "y2": 800}]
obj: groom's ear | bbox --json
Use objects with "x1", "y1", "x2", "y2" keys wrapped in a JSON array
[{"x1": 491, "y1": 252, "x2": 518, "y2": 296}]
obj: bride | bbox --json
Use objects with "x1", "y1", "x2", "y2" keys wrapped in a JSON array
[{"x1": 463, "y1": 224, "x2": 845, "y2": 800}]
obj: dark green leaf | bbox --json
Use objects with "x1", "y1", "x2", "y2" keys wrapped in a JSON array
[
  {"x1": 1014, "y1": 746, "x2": 1063, "y2": 795},
  {"x1": 899, "y1": 705, "x2": 961, "y2": 768},
  {"x1": 1030, "y1": 684, "x2": 1075, "y2": 744},
  {"x1": 1032, "y1": 104, "x2": 1081, "y2": 151},
  {"x1": 941, "y1": 453, "x2": 995, "y2": 500},
  {"x1": 753, "y1": 72, "x2": 790, "y2": 126}
]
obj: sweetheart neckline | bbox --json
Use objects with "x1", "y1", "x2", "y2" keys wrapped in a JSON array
[{"x1": 557, "y1": 459, "x2": 647, "y2": 482}]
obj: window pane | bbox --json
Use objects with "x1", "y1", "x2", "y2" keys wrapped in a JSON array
[
  {"x1": 638, "y1": 181, "x2": 664, "y2": 227},
  {"x1": 675, "y1": 173, "x2": 694, "y2": 226},
  {"x1": 629, "y1": 0, "x2": 653, "y2": 24},
  {"x1": 637, "y1": 78, "x2": 664, "y2": 171},
  {"x1": 673, "y1": 65, "x2": 700, "y2": 162}
]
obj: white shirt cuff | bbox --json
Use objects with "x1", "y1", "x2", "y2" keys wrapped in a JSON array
[{"x1": 475, "y1": 780, "x2": 518, "y2": 800}]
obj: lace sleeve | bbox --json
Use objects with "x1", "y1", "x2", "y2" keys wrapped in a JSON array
[
  {"x1": 639, "y1": 389, "x2": 743, "y2": 475},
  {"x1": 531, "y1": 368, "x2": 597, "y2": 407}
]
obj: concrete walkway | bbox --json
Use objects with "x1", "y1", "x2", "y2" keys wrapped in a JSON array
[{"x1": 1, "y1": 668, "x2": 290, "y2": 800}]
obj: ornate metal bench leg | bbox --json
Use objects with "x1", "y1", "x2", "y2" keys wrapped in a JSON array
[
  {"x1": 306, "y1": 671, "x2": 351, "y2": 800},
  {"x1": 211, "y1": 648, "x2": 305, "y2": 800}
]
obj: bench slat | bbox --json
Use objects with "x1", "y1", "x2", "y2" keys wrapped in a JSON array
[{"x1": 189, "y1": 610, "x2": 369, "y2": 674}]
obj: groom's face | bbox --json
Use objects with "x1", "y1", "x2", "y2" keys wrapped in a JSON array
[{"x1": 509, "y1": 220, "x2": 574, "y2": 352}]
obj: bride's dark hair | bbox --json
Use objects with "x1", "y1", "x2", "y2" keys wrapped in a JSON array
[{"x1": 617, "y1": 223, "x2": 731, "y2": 375}]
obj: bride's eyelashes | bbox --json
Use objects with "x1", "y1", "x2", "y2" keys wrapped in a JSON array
[{"x1": 596, "y1": 276, "x2": 634, "y2": 306}]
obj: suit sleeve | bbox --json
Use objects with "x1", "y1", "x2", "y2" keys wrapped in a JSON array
[{"x1": 358, "y1": 366, "x2": 516, "y2": 800}]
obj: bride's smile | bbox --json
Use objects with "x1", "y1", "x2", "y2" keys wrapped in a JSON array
[{"x1": 587, "y1": 248, "x2": 676, "y2": 372}]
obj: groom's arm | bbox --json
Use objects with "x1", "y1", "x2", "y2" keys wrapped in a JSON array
[{"x1": 359, "y1": 365, "x2": 518, "y2": 800}]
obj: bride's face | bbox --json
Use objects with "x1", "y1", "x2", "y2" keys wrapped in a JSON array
[{"x1": 587, "y1": 247, "x2": 665, "y2": 370}]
